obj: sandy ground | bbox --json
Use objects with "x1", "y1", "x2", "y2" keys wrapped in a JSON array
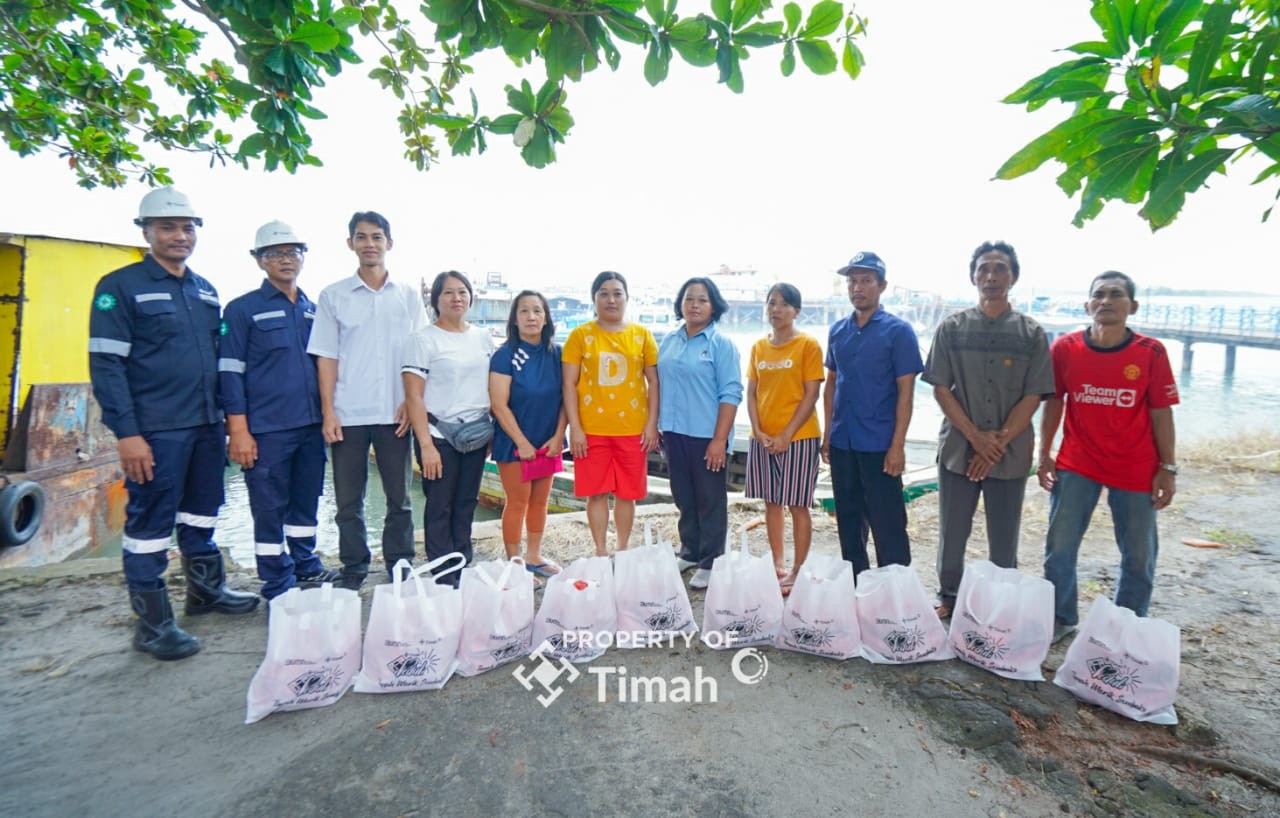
[{"x1": 1, "y1": 447, "x2": 1277, "y2": 818}]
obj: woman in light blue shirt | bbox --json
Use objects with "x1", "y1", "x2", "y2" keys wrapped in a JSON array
[{"x1": 656, "y1": 277, "x2": 744, "y2": 590}]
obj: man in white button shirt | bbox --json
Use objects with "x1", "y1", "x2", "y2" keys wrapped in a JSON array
[{"x1": 307, "y1": 212, "x2": 427, "y2": 590}]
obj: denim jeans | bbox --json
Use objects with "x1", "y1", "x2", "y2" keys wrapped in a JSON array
[{"x1": 1043, "y1": 469, "x2": 1159, "y2": 627}]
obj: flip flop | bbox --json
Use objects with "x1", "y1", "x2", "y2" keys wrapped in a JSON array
[
  {"x1": 934, "y1": 601, "x2": 952, "y2": 620},
  {"x1": 526, "y1": 561, "x2": 560, "y2": 578}
]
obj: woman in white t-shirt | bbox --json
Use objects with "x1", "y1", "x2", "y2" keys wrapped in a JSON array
[{"x1": 402, "y1": 271, "x2": 494, "y2": 585}]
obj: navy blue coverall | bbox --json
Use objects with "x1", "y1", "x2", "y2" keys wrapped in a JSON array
[
  {"x1": 88, "y1": 255, "x2": 225, "y2": 591},
  {"x1": 218, "y1": 281, "x2": 326, "y2": 598}
]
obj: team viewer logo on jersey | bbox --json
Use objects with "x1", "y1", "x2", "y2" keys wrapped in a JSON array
[{"x1": 1073, "y1": 384, "x2": 1137, "y2": 408}]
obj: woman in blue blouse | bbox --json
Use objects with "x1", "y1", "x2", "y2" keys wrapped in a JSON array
[
  {"x1": 656, "y1": 277, "x2": 744, "y2": 590},
  {"x1": 489, "y1": 290, "x2": 567, "y2": 582}
]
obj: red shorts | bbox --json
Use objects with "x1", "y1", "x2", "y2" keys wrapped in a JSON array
[{"x1": 573, "y1": 434, "x2": 648, "y2": 500}]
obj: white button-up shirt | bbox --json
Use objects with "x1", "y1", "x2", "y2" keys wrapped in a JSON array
[{"x1": 307, "y1": 273, "x2": 427, "y2": 426}]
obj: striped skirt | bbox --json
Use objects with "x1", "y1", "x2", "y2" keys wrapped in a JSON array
[{"x1": 744, "y1": 437, "x2": 820, "y2": 507}]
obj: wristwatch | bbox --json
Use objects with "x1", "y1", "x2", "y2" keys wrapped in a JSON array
[{"x1": 1159, "y1": 463, "x2": 1179, "y2": 475}]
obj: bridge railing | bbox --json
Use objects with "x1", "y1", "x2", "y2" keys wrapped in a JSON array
[{"x1": 1132, "y1": 305, "x2": 1280, "y2": 339}]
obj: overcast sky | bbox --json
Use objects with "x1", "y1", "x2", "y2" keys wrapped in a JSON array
[{"x1": 1, "y1": 0, "x2": 1276, "y2": 303}]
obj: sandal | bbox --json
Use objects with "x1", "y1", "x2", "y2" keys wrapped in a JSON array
[
  {"x1": 934, "y1": 601, "x2": 952, "y2": 619},
  {"x1": 525, "y1": 561, "x2": 561, "y2": 579}
]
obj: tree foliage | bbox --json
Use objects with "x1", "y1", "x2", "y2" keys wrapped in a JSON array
[
  {"x1": 997, "y1": 0, "x2": 1280, "y2": 229},
  {"x1": 0, "y1": 0, "x2": 867, "y2": 188}
]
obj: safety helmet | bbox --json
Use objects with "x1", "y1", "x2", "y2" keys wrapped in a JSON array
[
  {"x1": 251, "y1": 220, "x2": 308, "y2": 254},
  {"x1": 134, "y1": 186, "x2": 202, "y2": 226}
]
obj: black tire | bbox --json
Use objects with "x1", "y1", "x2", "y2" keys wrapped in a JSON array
[{"x1": 0, "y1": 481, "x2": 45, "y2": 547}]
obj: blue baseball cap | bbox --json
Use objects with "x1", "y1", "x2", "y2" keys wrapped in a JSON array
[{"x1": 837, "y1": 251, "x2": 886, "y2": 279}]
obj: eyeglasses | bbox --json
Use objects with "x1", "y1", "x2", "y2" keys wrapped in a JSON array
[{"x1": 260, "y1": 248, "x2": 304, "y2": 260}]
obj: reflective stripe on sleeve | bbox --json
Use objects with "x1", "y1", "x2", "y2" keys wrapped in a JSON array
[
  {"x1": 89, "y1": 337, "x2": 132, "y2": 357},
  {"x1": 134, "y1": 292, "x2": 173, "y2": 303},
  {"x1": 175, "y1": 512, "x2": 218, "y2": 528},
  {"x1": 198, "y1": 293, "x2": 220, "y2": 306},
  {"x1": 218, "y1": 358, "x2": 247, "y2": 373},
  {"x1": 283, "y1": 525, "x2": 317, "y2": 538},
  {"x1": 122, "y1": 535, "x2": 171, "y2": 554},
  {"x1": 255, "y1": 542, "x2": 285, "y2": 556},
  {"x1": 252, "y1": 310, "x2": 287, "y2": 322}
]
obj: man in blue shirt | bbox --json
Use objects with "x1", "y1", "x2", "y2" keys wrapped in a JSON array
[
  {"x1": 821, "y1": 252, "x2": 924, "y2": 577},
  {"x1": 219, "y1": 221, "x2": 341, "y2": 600},
  {"x1": 89, "y1": 187, "x2": 258, "y2": 662}
]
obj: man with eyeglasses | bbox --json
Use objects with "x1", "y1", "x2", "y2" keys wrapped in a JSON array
[{"x1": 219, "y1": 221, "x2": 340, "y2": 599}]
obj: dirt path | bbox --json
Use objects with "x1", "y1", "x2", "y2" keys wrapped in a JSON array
[{"x1": 1, "y1": 450, "x2": 1276, "y2": 817}]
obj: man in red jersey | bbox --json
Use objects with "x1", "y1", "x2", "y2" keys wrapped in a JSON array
[{"x1": 1038, "y1": 271, "x2": 1179, "y2": 643}]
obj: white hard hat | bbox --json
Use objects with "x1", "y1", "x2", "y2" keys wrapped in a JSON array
[
  {"x1": 134, "y1": 186, "x2": 202, "y2": 226},
  {"x1": 252, "y1": 220, "x2": 308, "y2": 254}
]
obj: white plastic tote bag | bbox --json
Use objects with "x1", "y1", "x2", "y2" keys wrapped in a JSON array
[
  {"x1": 1053, "y1": 596, "x2": 1180, "y2": 725},
  {"x1": 353, "y1": 554, "x2": 466, "y2": 693},
  {"x1": 855, "y1": 563, "x2": 954, "y2": 664},
  {"x1": 701, "y1": 533, "x2": 784, "y2": 649},
  {"x1": 948, "y1": 560, "x2": 1054, "y2": 681},
  {"x1": 614, "y1": 523, "x2": 696, "y2": 648},
  {"x1": 245, "y1": 583, "x2": 362, "y2": 724},
  {"x1": 531, "y1": 556, "x2": 616, "y2": 663},
  {"x1": 456, "y1": 556, "x2": 535, "y2": 676},
  {"x1": 773, "y1": 553, "x2": 862, "y2": 660}
]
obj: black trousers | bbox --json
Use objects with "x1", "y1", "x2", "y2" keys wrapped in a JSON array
[
  {"x1": 330, "y1": 424, "x2": 414, "y2": 579},
  {"x1": 664, "y1": 431, "x2": 729, "y2": 570},
  {"x1": 419, "y1": 436, "x2": 487, "y2": 587},
  {"x1": 828, "y1": 446, "x2": 911, "y2": 579}
]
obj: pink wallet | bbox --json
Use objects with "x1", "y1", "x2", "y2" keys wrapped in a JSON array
[{"x1": 520, "y1": 448, "x2": 564, "y2": 482}]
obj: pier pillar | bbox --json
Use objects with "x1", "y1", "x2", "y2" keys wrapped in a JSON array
[
  {"x1": 1182, "y1": 342, "x2": 1194, "y2": 372},
  {"x1": 1225, "y1": 345, "x2": 1236, "y2": 376}
]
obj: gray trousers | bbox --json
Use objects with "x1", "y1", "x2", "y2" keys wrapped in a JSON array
[
  {"x1": 331, "y1": 424, "x2": 414, "y2": 579},
  {"x1": 935, "y1": 465, "x2": 1027, "y2": 605}
]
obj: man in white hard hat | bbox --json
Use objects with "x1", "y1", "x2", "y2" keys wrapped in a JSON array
[
  {"x1": 88, "y1": 186, "x2": 259, "y2": 661},
  {"x1": 218, "y1": 221, "x2": 340, "y2": 599}
]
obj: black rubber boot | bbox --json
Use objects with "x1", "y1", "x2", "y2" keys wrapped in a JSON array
[
  {"x1": 130, "y1": 585, "x2": 200, "y2": 661},
  {"x1": 183, "y1": 552, "x2": 261, "y2": 616}
]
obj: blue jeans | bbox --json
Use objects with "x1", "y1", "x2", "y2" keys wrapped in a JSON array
[{"x1": 1043, "y1": 469, "x2": 1159, "y2": 627}]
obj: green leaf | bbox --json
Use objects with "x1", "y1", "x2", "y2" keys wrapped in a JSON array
[
  {"x1": 780, "y1": 41, "x2": 795, "y2": 76},
  {"x1": 506, "y1": 82, "x2": 535, "y2": 116},
  {"x1": 796, "y1": 40, "x2": 836, "y2": 75},
  {"x1": 731, "y1": 0, "x2": 763, "y2": 30},
  {"x1": 1151, "y1": 0, "x2": 1204, "y2": 60},
  {"x1": 331, "y1": 6, "x2": 361, "y2": 28},
  {"x1": 1088, "y1": 138, "x2": 1160, "y2": 204},
  {"x1": 1222, "y1": 94, "x2": 1280, "y2": 128},
  {"x1": 711, "y1": 0, "x2": 732, "y2": 24},
  {"x1": 290, "y1": 21, "x2": 341, "y2": 53},
  {"x1": 521, "y1": 123, "x2": 554, "y2": 168},
  {"x1": 672, "y1": 38, "x2": 717, "y2": 67},
  {"x1": 1141, "y1": 147, "x2": 1235, "y2": 227},
  {"x1": 1003, "y1": 57, "x2": 1109, "y2": 105},
  {"x1": 783, "y1": 2, "x2": 802, "y2": 35},
  {"x1": 488, "y1": 113, "x2": 522, "y2": 135},
  {"x1": 801, "y1": 0, "x2": 843, "y2": 38},
  {"x1": 237, "y1": 133, "x2": 268, "y2": 157},
  {"x1": 734, "y1": 21, "x2": 784, "y2": 47},
  {"x1": 841, "y1": 39, "x2": 863, "y2": 79},
  {"x1": 1246, "y1": 28, "x2": 1279, "y2": 95},
  {"x1": 994, "y1": 109, "x2": 1130, "y2": 179},
  {"x1": 1186, "y1": 2, "x2": 1234, "y2": 97},
  {"x1": 1090, "y1": 0, "x2": 1130, "y2": 56},
  {"x1": 2, "y1": 54, "x2": 23, "y2": 72},
  {"x1": 1131, "y1": 0, "x2": 1162, "y2": 44},
  {"x1": 544, "y1": 107, "x2": 574, "y2": 136},
  {"x1": 1065, "y1": 40, "x2": 1123, "y2": 58},
  {"x1": 644, "y1": 39, "x2": 671, "y2": 85},
  {"x1": 667, "y1": 18, "x2": 709, "y2": 42},
  {"x1": 644, "y1": 0, "x2": 668, "y2": 27},
  {"x1": 426, "y1": 113, "x2": 473, "y2": 130}
]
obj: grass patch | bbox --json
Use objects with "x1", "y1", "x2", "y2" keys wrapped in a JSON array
[
  {"x1": 1202, "y1": 528, "x2": 1256, "y2": 547},
  {"x1": 1181, "y1": 430, "x2": 1280, "y2": 474}
]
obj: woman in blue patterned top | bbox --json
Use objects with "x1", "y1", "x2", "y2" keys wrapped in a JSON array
[{"x1": 489, "y1": 290, "x2": 567, "y2": 582}]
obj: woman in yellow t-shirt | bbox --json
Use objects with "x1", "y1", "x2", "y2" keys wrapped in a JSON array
[
  {"x1": 561, "y1": 271, "x2": 660, "y2": 556},
  {"x1": 745, "y1": 283, "x2": 825, "y2": 595}
]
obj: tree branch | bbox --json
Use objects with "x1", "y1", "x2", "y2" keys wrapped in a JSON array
[
  {"x1": 505, "y1": 0, "x2": 607, "y2": 19},
  {"x1": 177, "y1": 0, "x2": 249, "y2": 66}
]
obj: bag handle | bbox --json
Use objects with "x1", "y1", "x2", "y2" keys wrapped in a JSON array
[
  {"x1": 644, "y1": 521, "x2": 655, "y2": 548},
  {"x1": 419, "y1": 552, "x2": 467, "y2": 584},
  {"x1": 961, "y1": 565, "x2": 1010, "y2": 627},
  {"x1": 474, "y1": 556, "x2": 520, "y2": 592}
]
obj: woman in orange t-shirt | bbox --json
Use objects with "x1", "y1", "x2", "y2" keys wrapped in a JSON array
[{"x1": 745, "y1": 283, "x2": 824, "y2": 594}]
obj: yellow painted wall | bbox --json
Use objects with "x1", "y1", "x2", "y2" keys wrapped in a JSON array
[
  {"x1": 1, "y1": 236, "x2": 144, "y2": 458},
  {"x1": 0, "y1": 243, "x2": 22, "y2": 442}
]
